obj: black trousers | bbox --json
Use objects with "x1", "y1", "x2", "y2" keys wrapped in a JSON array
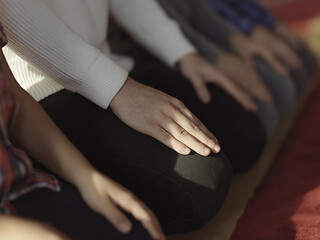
[
  {"x1": 12, "y1": 181, "x2": 152, "y2": 240},
  {"x1": 37, "y1": 62, "x2": 265, "y2": 234},
  {"x1": 130, "y1": 62, "x2": 267, "y2": 173}
]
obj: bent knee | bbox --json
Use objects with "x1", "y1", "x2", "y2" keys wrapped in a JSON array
[
  {"x1": 225, "y1": 115, "x2": 267, "y2": 173},
  {"x1": 275, "y1": 76, "x2": 296, "y2": 116},
  {"x1": 256, "y1": 101, "x2": 279, "y2": 136},
  {"x1": 160, "y1": 152, "x2": 232, "y2": 234}
]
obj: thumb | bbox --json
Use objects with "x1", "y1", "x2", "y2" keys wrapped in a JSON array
[
  {"x1": 100, "y1": 198, "x2": 133, "y2": 234},
  {"x1": 189, "y1": 76, "x2": 211, "y2": 104}
]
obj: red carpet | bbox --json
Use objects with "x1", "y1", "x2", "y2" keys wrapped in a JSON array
[
  {"x1": 268, "y1": 0, "x2": 320, "y2": 22},
  {"x1": 231, "y1": 80, "x2": 320, "y2": 239},
  {"x1": 259, "y1": 0, "x2": 320, "y2": 33},
  {"x1": 230, "y1": 2, "x2": 320, "y2": 239}
]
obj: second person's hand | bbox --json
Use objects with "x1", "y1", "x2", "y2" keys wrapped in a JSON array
[
  {"x1": 177, "y1": 53, "x2": 257, "y2": 111},
  {"x1": 216, "y1": 52, "x2": 272, "y2": 103},
  {"x1": 251, "y1": 26, "x2": 302, "y2": 70},
  {"x1": 274, "y1": 23, "x2": 306, "y2": 51},
  {"x1": 229, "y1": 32, "x2": 289, "y2": 77}
]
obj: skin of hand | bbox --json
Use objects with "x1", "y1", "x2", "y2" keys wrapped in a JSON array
[
  {"x1": 274, "y1": 23, "x2": 310, "y2": 51},
  {"x1": 1, "y1": 51, "x2": 164, "y2": 240},
  {"x1": 216, "y1": 52, "x2": 272, "y2": 102},
  {"x1": 177, "y1": 53, "x2": 257, "y2": 111},
  {"x1": 251, "y1": 25, "x2": 303, "y2": 70},
  {"x1": 77, "y1": 170, "x2": 164, "y2": 239},
  {"x1": 0, "y1": 215, "x2": 71, "y2": 240},
  {"x1": 229, "y1": 32, "x2": 289, "y2": 76},
  {"x1": 110, "y1": 77, "x2": 221, "y2": 156}
]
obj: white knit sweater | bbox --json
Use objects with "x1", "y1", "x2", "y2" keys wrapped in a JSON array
[{"x1": 0, "y1": 0, "x2": 196, "y2": 108}]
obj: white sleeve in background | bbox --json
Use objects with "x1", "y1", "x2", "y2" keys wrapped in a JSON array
[
  {"x1": 0, "y1": 0, "x2": 128, "y2": 109},
  {"x1": 110, "y1": 0, "x2": 197, "y2": 67}
]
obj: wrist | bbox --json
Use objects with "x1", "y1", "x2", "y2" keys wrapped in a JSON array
[
  {"x1": 74, "y1": 165, "x2": 98, "y2": 192},
  {"x1": 176, "y1": 53, "x2": 199, "y2": 72},
  {"x1": 110, "y1": 77, "x2": 134, "y2": 111},
  {"x1": 66, "y1": 156, "x2": 97, "y2": 191}
]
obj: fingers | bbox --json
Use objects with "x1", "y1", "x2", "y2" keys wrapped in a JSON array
[
  {"x1": 164, "y1": 102, "x2": 220, "y2": 154},
  {"x1": 148, "y1": 102, "x2": 220, "y2": 156},
  {"x1": 121, "y1": 198, "x2": 164, "y2": 240},
  {"x1": 149, "y1": 126, "x2": 191, "y2": 155},
  {"x1": 207, "y1": 74, "x2": 258, "y2": 112},
  {"x1": 256, "y1": 48, "x2": 289, "y2": 77},
  {"x1": 189, "y1": 76, "x2": 211, "y2": 104},
  {"x1": 163, "y1": 116, "x2": 214, "y2": 156},
  {"x1": 153, "y1": 118, "x2": 218, "y2": 156},
  {"x1": 250, "y1": 80, "x2": 272, "y2": 102},
  {"x1": 245, "y1": 69, "x2": 273, "y2": 102},
  {"x1": 276, "y1": 23, "x2": 305, "y2": 50},
  {"x1": 273, "y1": 42, "x2": 303, "y2": 70},
  {"x1": 108, "y1": 187, "x2": 165, "y2": 240},
  {"x1": 98, "y1": 198, "x2": 133, "y2": 234},
  {"x1": 172, "y1": 101, "x2": 218, "y2": 142},
  {"x1": 285, "y1": 35, "x2": 304, "y2": 50},
  {"x1": 171, "y1": 106, "x2": 221, "y2": 153},
  {"x1": 179, "y1": 54, "x2": 255, "y2": 110}
]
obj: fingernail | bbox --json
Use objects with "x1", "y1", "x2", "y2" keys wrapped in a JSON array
[
  {"x1": 204, "y1": 147, "x2": 211, "y2": 155},
  {"x1": 119, "y1": 222, "x2": 131, "y2": 233},
  {"x1": 213, "y1": 144, "x2": 221, "y2": 153},
  {"x1": 185, "y1": 147, "x2": 191, "y2": 154}
]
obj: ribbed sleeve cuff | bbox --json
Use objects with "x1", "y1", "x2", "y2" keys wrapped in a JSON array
[
  {"x1": 79, "y1": 53, "x2": 128, "y2": 109},
  {"x1": 164, "y1": 37, "x2": 197, "y2": 67}
]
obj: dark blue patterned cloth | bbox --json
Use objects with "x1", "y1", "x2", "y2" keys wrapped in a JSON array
[{"x1": 205, "y1": 0, "x2": 277, "y2": 34}]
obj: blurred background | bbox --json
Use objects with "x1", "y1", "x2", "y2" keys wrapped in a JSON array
[{"x1": 259, "y1": 0, "x2": 320, "y2": 58}]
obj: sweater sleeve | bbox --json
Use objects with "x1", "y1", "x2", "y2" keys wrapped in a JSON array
[
  {"x1": 192, "y1": 0, "x2": 237, "y2": 46},
  {"x1": 0, "y1": 0, "x2": 128, "y2": 109},
  {"x1": 110, "y1": 0, "x2": 197, "y2": 67},
  {"x1": 158, "y1": 0, "x2": 222, "y2": 63}
]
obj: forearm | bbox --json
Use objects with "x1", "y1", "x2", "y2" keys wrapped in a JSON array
[
  {"x1": 192, "y1": 0, "x2": 236, "y2": 46},
  {"x1": 0, "y1": 214, "x2": 37, "y2": 238},
  {"x1": 0, "y1": 0, "x2": 127, "y2": 109},
  {"x1": 180, "y1": 25, "x2": 222, "y2": 63},
  {"x1": 0, "y1": 214, "x2": 69, "y2": 240},
  {"x1": 0, "y1": 215, "x2": 33, "y2": 239},
  {"x1": 158, "y1": 0, "x2": 221, "y2": 63},
  {"x1": 2, "y1": 51, "x2": 95, "y2": 188}
]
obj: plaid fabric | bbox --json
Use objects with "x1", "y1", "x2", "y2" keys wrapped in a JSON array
[
  {"x1": 205, "y1": 0, "x2": 276, "y2": 35},
  {"x1": 0, "y1": 24, "x2": 60, "y2": 214}
]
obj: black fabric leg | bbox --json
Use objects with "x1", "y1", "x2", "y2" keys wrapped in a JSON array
[{"x1": 12, "y1": 181, "x2": 152, "y2": 240}]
